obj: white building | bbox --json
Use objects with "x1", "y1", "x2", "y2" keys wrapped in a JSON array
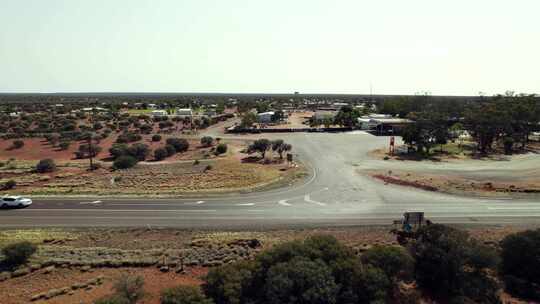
[
  {"x1": 148, "y1": 103, "x2": 158, "y2": 110},
  {"x1": 176, "y1": 108, "x2": 193, "y2": 117},
  {"x1": 151, "y1": 110, "x2": 168, "y2": 117},
  {"x1": 257, "y1": 111, "x2": 275, "y2": 123}
]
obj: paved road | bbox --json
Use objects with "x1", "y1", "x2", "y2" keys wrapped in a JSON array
[{"x1": 2, "y1": 132, "x2": 540, "y2": 228}]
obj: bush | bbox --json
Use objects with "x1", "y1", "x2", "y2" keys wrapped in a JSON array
[
  {"x1": 152, "y1": 134, "x2": 162, "y2": 142},
  {"x1": 11, "y1": 140, "x2": 24, "y2": 149},
  {"x1": 361, "y1": 246, "x2": 414, "y2": 281},
  {"x1": 59, "y1": 141, "x2": 71, "y2": 150},
  {"x1": 501, "y1": 229, "x2": 540, "y2": 300},
  {"x1": 113, "y1": 155, "x2": 138, "y2": 170},
  {"x1": 410, "y1": 224, "x2": 500, "y2": 301},
  {"x1": 113, "y1": 274, "x2": 145, "y2": 304},
  {"x1": 161, "y1": 285, "x2": 213, "y2": 304},
  {"x1": 265, "y1": 257, "x2": 339, "y2": 303},
  {"x1": 2, "y1": 241, "x2": 37, "y2": 266},
  {"x1": 2, "y1": 179, "x2": 16, "y2": 190},
  {"x1": 109, "y1": 144, "x2": 129, "y2": 159},
  {"x1": 204, "y1": 235, "x2": 394, "y2": 304},
  {"x1": 35, "y1": 158, "x2": 56, "y2": 173},
  {"x1": 166, "y1": 138, "x2": 189, "y2": 153},
  {"x1": 215, "y1": 143, "x2": 227, "y2": 155},
  {"x1": 127, "y1": 143, "x2": 150, "y2": 161},
  {"x1": 200, "y1": 136, "x2": 213, "y2": 147},
  {"x1": 94, "y1": 295, "x2": 130, "y2": 304},
  {"x1": 165, "y1": 144, "x2": 177, "y2": 156},
  {"x1": 154, "y1": 147, "x2": 168, "y2": 161}
]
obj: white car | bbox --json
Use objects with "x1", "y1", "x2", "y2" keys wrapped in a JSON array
[{"x1": 1, "y1": 196, "x2": 32, "y2": 208}]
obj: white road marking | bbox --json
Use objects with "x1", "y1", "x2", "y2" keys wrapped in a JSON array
[
  {"x1": 20, "y1": 209, "x2": 217, "y2": 212},
  {"x1": 278, "y1": 200, "x2": 291, "y2": 206},
  {"x1": 196, "y1": 201, "x2": 205, "y2": 205},
  {"x1": 487, "y1": 207, "x2": 540, "y2": 210},
  {"x1": 236, "y1": 203, "x2": 255, "y2": 206},
  {"x1": 79, "y1": 200, "x2": 103, "y2": 205},
  {"x1": 304, "y1": 194, "x2": 326, "y2": 206}
]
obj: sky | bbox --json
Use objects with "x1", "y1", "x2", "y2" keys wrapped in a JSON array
[{"x1": 1, "y1": 0, "x2": 539, "y2": 95}]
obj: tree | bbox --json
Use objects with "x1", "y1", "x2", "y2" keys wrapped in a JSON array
[
  {"x1": 240, "y1": 112, "x2": 257, "y2": 128},
  {"x1": 271, "y1": 139, "x2": 292, "y2": 159},
  {"x1": 154, "y1": 147, "x2": 168, "y2": 161},
  {"x1": 500, "y1": 229, "x2": 540, "y2": 300},
  {"x1": 361, "y1": 246, "x2": 414, "y2": 282},
  {"x1": 265, "y1": 257, "x2": 339, "y2": 304},
  {"x1": 113, "y1": 155, "x2": 138, "y2": 169},
  {"x1": 161, "y1": 285, "x2": 213, "y2": 304},
  {"x1": 36, "y1": 159, "x2": 56, "y2": 173},
  {"x1": 59, "y1": 140, "x2": 71, "y2": 150},
  {"x1": 2, "y1": 179, "x2": 16, "y2": 190},
  {"x1": 201, "y1": 136, "x2": 214, "y2": 147},
  {"x1": 271, "y1": 110, "x2": 285, "y2": 122},
  {"x1": 165, "y1": 144, "x2": 177, "y2": 156},
  {"x1": 216, "y1": 143, "x2": 228, "y2": 155},
  {"x1": 410, "y1": 224, "x2": 500, "y2": 302},
  {"x1": 248, "y1": 138, "x2": 271, "y2": 159},
  {"x1": 127, "y1": 143, "x2": 150, "y2": 161},
  {"x1": 2, "y1": 241, "x2": 37, "y2": 266},
  {"x1": 334, "y1": 105, "x2": 360, "y2": 127},
  {"x1": 166, "y1": 138, "x2": 190, "y2": 153},
  {"x1": 109, "y1": 144, "x2": 129, "y2": 160},
  {"x1": 152, "y1": 134, "x2": 162, "y2": 142}
]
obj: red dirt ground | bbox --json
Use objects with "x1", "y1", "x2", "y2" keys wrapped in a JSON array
[{"x1": 1, "y1": 266, "x2": 206, "y2": 304}]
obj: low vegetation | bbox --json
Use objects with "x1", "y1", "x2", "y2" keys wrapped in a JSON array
[{"x1": 1, "y1": 241, "x2": 37, "y2": 266}]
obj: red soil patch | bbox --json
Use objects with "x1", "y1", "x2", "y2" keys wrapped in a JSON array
[
  {"x1": 372, "y1": 174, "x2": 439, "y2": 192},
  {"x1": 0, "y1": 266, "x2": 206, "y2": 304}
]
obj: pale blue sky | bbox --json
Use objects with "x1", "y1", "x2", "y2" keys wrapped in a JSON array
[{"x1": 1, "y1": 0, "x2": 539, "y2": 95}]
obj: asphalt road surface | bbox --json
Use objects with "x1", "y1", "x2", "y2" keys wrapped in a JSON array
[{"x1": 2, "y1": 132, "x2": 540, "y2": 228}]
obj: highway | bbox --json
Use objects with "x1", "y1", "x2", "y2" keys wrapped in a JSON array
[{"x1": 1, "y1": 132, "x2": 540, "y2": 228}]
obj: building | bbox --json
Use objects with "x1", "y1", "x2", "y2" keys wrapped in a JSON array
[
  {"x1": 257, "y1": 111, "x2": 275, "y2": 123},
  {"x1": 176, "y1": 108, "x2": 193, "y2": 118},
  {"x1": 148, "y1": 103, "x2": 158, "y2": 110},
  {"x1": 151, "y1": 110, "x2": 168, "y2": 117},
  {"x1": 357, "y1": 114, "x2": 412, "y2": 134}
]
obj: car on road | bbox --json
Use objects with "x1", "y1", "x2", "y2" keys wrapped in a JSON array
[{"x1": 1, "y1": 195, "x2": 33, "y2": 208}]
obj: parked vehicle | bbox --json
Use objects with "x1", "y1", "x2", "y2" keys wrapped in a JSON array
[{"x1": 1, "y1": 196, "x2": 32, "y2": 208}]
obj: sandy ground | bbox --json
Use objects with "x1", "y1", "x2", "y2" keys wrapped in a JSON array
[{"x1": 366, "y1": 142, "x2": 540, "y2": 198}]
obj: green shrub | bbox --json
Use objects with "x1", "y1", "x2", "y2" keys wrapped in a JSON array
[
  {"x1": 35, "y1": 158, "x2": 56, "y2": 173},
  {"x1": 161, "y1": 285, "x2": 213, "y2": 304},
  {"x1": 410, "y1": 224, "x2": 500, "y2": 302},
  {"x1": 2, "y1": 179, "x2": 16, "y2": 190},
  {"x1": 59, "y1": 141, "x2": 71, "y2": 150},
  {"x1": 215, "y1": 144, "x2": 227, "y2": 155},
  {"x1": 361, "y1": 246, "x2": 414, "y2": 281},
  {"x1": 94, "y1": 295, "x2": 130, "y2": 304},
  {"x1": 204, "y1": 235, "x2": 394, "y2": 304},
  {"x1": 2, "y1": 241, "x2": 37, "y2": 266},
  {"x1": 113, "y1": 155, "x2": 138, "y2": 170},
  {"x1": 166, "y1": 138, "x2": 189, "y2": 153},
  {"x1": 152, "y1": 134, "x2": 162, "y2": 142},
  {"x1": 265, "y1": 257, "x2": 339, "y2": 303},
  {"x1": 501, "y1": 229, "x2": 540, "y2": 300},
  {"x1": 113, "y1": 274, "x2": 145, "y2": 304},
  {"x1": 12, "y1": 140, "x2": 24, "y2": 149},
  {"x1": 200, "y1": 136, "x2": 213, "y2": 147},
  {"x1": 165, "y1": 144, "x2": 176, "y2": 156},
  {"x1": 154, "y1": 147, "x2": 168, "y2": 161}
]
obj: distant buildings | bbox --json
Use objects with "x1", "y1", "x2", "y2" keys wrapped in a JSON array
[
  {"x1": 151, "y1": 110, "x2": 168, "y2": 117},
  {"x1": 176, "y1": 108, "x2": 194, "y2": 118},
  {"x1": 257, "y1": 111, "x2": 275, "y2": 123}
]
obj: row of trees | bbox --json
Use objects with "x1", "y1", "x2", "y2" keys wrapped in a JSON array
[
  {"x1": 247, "y1": 139, "x2": 292, "y2": 160},
  {"x1": 399, "y1": 93, "x2": 540, "y2": 155}
]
